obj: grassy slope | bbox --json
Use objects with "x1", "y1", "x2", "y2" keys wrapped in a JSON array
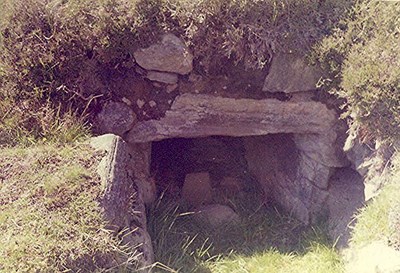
[{"x1": 0, "y1": 143, "x2": 133, "y2": 272}]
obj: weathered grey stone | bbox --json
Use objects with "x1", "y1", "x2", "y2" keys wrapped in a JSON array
[
  {"x1": 124, "y1": 93, "x2": 353, "y2": 225},
  {"x1": 344, "y1": 126, "x2": 395, "y2": 201},
  {"x1": 263, "y1": 53, "x2": 323, "y2": 93},
  {"x1": 128, "y1": 142, "x2": 156, "y2": 205},
  {"x1": 295, "y1": 133, "x2": 348, "y2": 190},
  {"x1": 182, "y1": 172, "x2": 213, "y2": 207},
  {"x1": 244, "y1": 132, "x2": 348, "y2": 224},
  {"x1": 345, "y1": 241, "x2": 400, "y2": 273},
  {"x1": 244, "y1": 134, "x2": 318, "y2": 224},
  {"x1": 146, "y1": 71, "x2": 178, "y2": 84},
  {"x1": 134, "y1": 34, "x2": 193, "y2": 75},
  {"x1": 194, "y1": 204, "x2": 240, "y2": 228},
  {"x1": 97, "y1": 101, "x2": 136, "y2": 136},
  {"x1": 126, "y1": 94, "x2": 337, "y2": 143},
  {"x1": 89, "y1": 134, "x2": 154, "y2": 271},
  {"x1": 327, "y1": 167, "x2": 365, "y2": 248},
  {"x1": 124, "y1": 94, "x2": 349, "y2": 225}
]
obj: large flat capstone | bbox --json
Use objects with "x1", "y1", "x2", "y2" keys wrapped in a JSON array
[{"x1": 126, "y1": 94, "x2": 337, "y2": 143}]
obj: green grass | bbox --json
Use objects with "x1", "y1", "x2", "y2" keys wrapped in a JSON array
[
  {"x1": 0, "y1": 143, "x2": 136, "y2": 272},
  {"x1": 207, "y1": 243, "x2": 343, "y2": 273},
  {"x1": 147, "y1": 190, "x2": 343, "y2": 273},
  {"x1": 350, "y1": 153, "x2": 400, "y2": 247}
]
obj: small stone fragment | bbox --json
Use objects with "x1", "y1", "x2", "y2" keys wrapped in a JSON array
[
  {"x1": 146, "y1": 71, "x2": 178, "y2": 84},
  {"x1": 122, "y1": 97, "x2": 132, "y2": 106},
  {"x1": 137, "y1": 99, "x2": 145, "y2": 109},
  {"x1": 166, "y1": 83, "x2": 178, "y2": 93},
  {"x1": 345, "y1": 241, "x2": 400, "y2": 273},
  {"x1": 149, "y1": 100, "x2": 157, "y2": 108},
  {"x1": 194, "y1": 204, "x2": 240, "y2": 228}
]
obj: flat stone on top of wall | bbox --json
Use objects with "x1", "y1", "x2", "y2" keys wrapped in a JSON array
[{"x1": 263, "y1": 53, "x2": 323, "y2": 93}]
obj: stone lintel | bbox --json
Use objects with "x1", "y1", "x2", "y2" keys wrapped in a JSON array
[{"x1": 126, "y1": 94, "x2": 336, "y2": 143}]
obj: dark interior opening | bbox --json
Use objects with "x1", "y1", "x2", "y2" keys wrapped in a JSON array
[
  {"x1": 150, "y1": 136, "x2": 258, "y2": 202},
  {"x1": 146, "y1": 134, "x2": 324, "y2": 272},
  {"x1": 149, "y1": 134, "x2": 302, "y2": 206}
]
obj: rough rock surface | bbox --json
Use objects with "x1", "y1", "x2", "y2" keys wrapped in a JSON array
[
  {"x1": 245, "y1": 134, "x2": 325, "y2": 224},
  {"x1": 134, "y1": 34, "x2": 193, "y2": 75},
  {"x1": 97, "y1": 101, "x2": 136, "y2": 136},
  {"x1": 344, "y1": 128, "x2": 395, "y2": 201},
  {"x1": 345, "y1": 241, "x2": 400, "y2": 273},
  {"x1": 327, "y1": 167, "x2": 365, "y2": 248},
  {"x1": 90, "y1": 134, "x2": 154, "y2": 271},
  {"x1": 182, "y1": 172, "x2": 213, "y2": 207},
  {"x1": 263, "y1": 53, "x2": 322, "y2": 93},
  {"x1": 128, "y1": 142, "x2": 156, "y2": 204},
  {"x1": 194, "y1": 204, "x2": 240, "y2": 228},
  {"x1": 126, "y1": 94, "x2": 338, "y2": 143}
]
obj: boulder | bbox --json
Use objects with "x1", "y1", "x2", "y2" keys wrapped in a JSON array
[
  {"x1": 194, "y1": 204, "x2": 240, "y2": 228},
  {"x1": 263, "y1": 53, "x2": 323, "y2": 93},
  {"x1": 134, "y1": 34, "x2": 193, "y2": 75},
  {"x1": 182, "y1": 172, "x2": 213, "y2": 207},
  {"x1": 97, "y1": 101, "x2": 136, "y2": 136}
]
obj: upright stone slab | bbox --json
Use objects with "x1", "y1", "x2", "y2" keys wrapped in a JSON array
[
  {"x1": 90, "y1": 134, "x2": 154, "y2": 272},
  {"x1": 182, "y1": 172, "x2": 213, "y2": 207}
]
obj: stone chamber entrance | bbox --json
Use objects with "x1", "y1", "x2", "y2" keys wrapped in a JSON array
[
  {"x1": 139, "y1": 132, "x2": 364, "y2": 272},
  {"x1": 150, "y1": 134, "x2": 297, "y2": 214},
  {"x1": 146, "y1": 134, "x2": 309, "y2": 271},
  {"x1": 94, "y1": 95, "x2": 365, "y2": 271}
]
